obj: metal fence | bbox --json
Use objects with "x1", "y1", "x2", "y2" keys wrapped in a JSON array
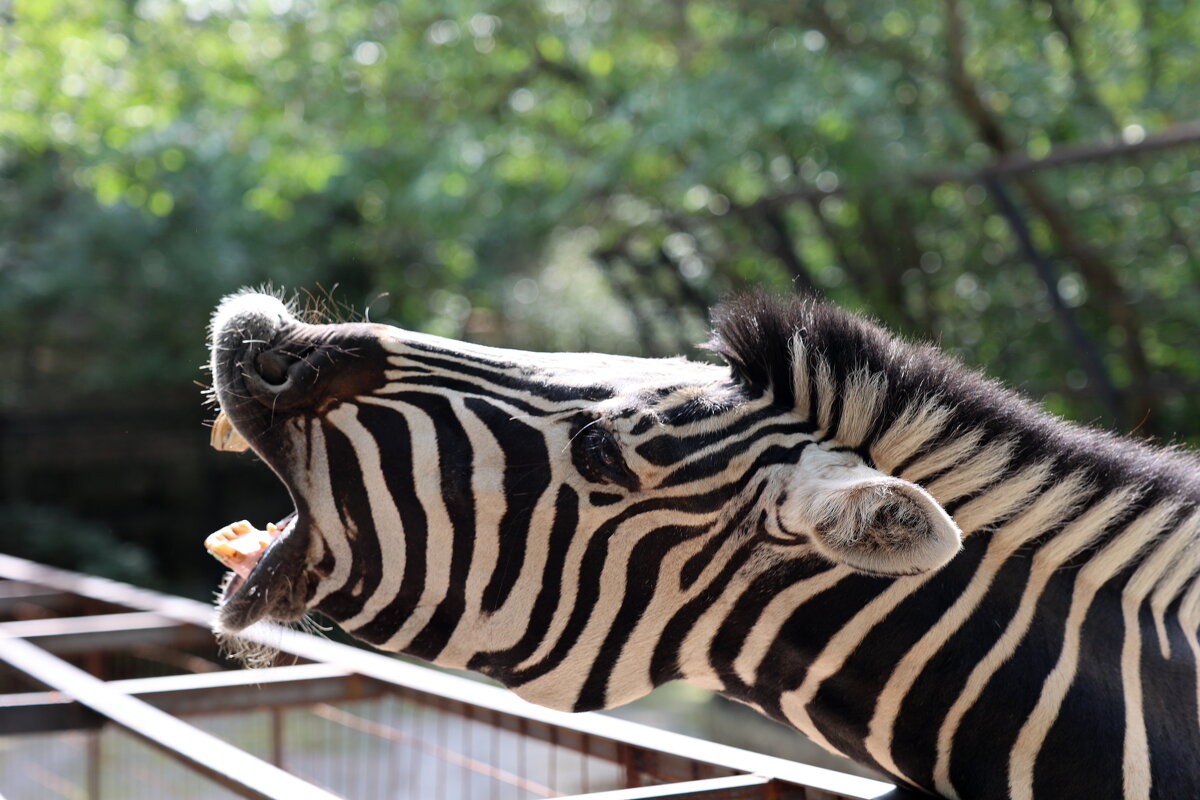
[{"x1": 0, "y1": 555, "x2": 896, "y2": 800}]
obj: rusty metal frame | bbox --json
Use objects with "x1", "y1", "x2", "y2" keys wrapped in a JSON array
[{"x1": 0, "y1": 554, "x2": 897, "y2": 800}]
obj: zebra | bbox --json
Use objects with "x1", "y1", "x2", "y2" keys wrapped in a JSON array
[{"x1": 207, "y1": 289, "x2": 1200, "y2": 799}]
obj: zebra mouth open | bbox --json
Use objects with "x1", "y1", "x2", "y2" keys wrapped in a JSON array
[
  {"x1": 206, "y1": 292, "x2": 331, "y2": 634},
  {"x1": 204, "y1": 511, "x2": 297, "y2": 603},
  {"x1": 203, "y1": 482, "x2": 313, "y2": 633}
]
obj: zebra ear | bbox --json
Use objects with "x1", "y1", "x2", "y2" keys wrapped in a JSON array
[{"x1": 778, "y1": 451, "x2": 961, "y2": 576}]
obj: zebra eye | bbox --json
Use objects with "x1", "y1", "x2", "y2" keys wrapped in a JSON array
[
  {"x1": 591, "y1": 428, "x2": 620, "y2": 467},
  {"x1": 570, "y1": 421, "x2": 640, "y2": 491}
]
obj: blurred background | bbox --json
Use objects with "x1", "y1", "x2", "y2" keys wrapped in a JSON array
[{"x1": 2, "y1": 0, "x2": 1199, "y2": 772}]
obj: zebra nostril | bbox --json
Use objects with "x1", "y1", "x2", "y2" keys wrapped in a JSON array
[{"x1": 256, "y1": 349, "x2": 296, "y2": 387}]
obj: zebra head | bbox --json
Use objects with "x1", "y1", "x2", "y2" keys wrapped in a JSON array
[{"x1": 207, "y1": 290, "x2": 960, "y2": 710}]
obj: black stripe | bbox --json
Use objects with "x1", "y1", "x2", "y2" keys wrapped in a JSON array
[
  {"x1": 501, "y1": 482, "x2": 751, "y2": 687},
  {"x1": 1143, "y1": 602, "x2": 1200, "y2": 797},
  {"x1": 635, "y1": 405, "x2": 802, "y2": 467},
  {"x1": 341, "y1": 404, "x2": 429, "y2": 646},
  {"x1": 379, "y1": 393, "x2": 477, "y2": 662},
  {"x1": 472, "y1": 485, "x2": 579, "y2": 674},
  {"x1": 1027, "y1": 581, "x2": 1124, "y2": 799},
  {"x1": 401, "y1": 350, "x2": 614, "y2": 402},
  {"x1": 818, "y1": 376, "x2": 846, "y2": 443},
  {"x1": 746, "y1": 572, "x2": 892, "y2": 719},
  {"x1": 589, "y1": 491, "x2": 623, "y2": 506},
  {"x1": 649, "y1": 539, "x2": 760, "y2": 686},
  {"x1": 573, "y1": 520, "x2": 713, "y2": 711},
  {"x1": 887, "y1": 553, "x2": 1033, "y2": 788},
  {"x1": 706, "y1": 557, "x2": 836, "y2": 703},
  {"x1": 379, "y1": 376, "x2": 552, "y2": 417},
  {"x1": 949, "y1": 565, "x2": 1076, "y2": 795},
  {"x1": 657, "y1": 429, "x2": 812, "y2": 489},
  {"x1": 396, "y1": 339, "x2": 522, "y2": 369},
  {"x1": 465, "y1": 397, "x2": 552, "y2": 614},
  {"x1": 680, "y1": 482, "x2": 769, "y2": 591},
  {"x1": 313, "y1": 418, "x2": 383, "y2": 622},
  {"x1": 807, "y1": 538, "x2": 988, "y2": 771}
]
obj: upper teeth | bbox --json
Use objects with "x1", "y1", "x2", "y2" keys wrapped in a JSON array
[{"x1": 210, "y1": 411, "x2": 251, "y2": 452}]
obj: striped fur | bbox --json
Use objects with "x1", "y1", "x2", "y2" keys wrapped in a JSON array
[{"x1": 209, "y1": 291, "x2": 1200, "y2": 799}]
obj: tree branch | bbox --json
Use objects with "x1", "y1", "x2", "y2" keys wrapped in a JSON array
[
  {"x1": 986, "y1": 177, "x2": 1124, "y2": 427},
  {"x1": 752, "y1": 120, "x2": 1200, "y2": 210},
  {"x1": 1043, "y1": 0, "x2": 1120, "y2": 130},
  {"x1": 942, "y1": 0, "x2": 1155, "y2": 430}
]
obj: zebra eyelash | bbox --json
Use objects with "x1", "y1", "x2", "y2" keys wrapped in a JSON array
[{"x1": 570, "y1": 419, "x2": 641, "y2": 491}]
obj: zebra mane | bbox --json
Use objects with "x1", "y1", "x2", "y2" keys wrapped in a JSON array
[{"x1": 708, "y1": 292, "x2": 1200, "y2": 506}]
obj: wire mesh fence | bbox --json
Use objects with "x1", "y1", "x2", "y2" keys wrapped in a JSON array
[{"x1": 0, "y1": 699, "x2": 635, "y2": 800}]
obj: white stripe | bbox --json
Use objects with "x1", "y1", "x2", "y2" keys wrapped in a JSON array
[
  {"x1": 476, "y1": 426, "x2": 569, "y2": 654},
  {"x1": 1147, "y1": 510, "x2": 1200, "y2": 659},
  {"x1": 669, "y1": 534, "x2": 764, "y2": 696},
  {"x1": 789, "y1": 334, "x2": 811, "y2": 418},
  {"x1": 457, "y1": 402, "x2": 507, "y2": 623},
  {"x1": 924, "y1": 439, "x2": 1015, "y2": 508},
  {"x1": 1176, "y1": 574, "x2": 1200, "y2": 740},
  {"x1": 933, "y1": 485, "x2": 1138, "y2": 798},
  {"x1": 646, "y1": 408, "x2": 810, "y2": 490},
  {"x1": 342, "y1": 398, "x2": 454, "y2": 654},
  {"x1": 837, "y1": 368, "x2": 887, "y2": 448},
  {"x1": 778, "y1": 573, "x2": 934, "y2": 754},
  {"x1": 510, "y1": 513, "x2": 645, "y2": 710},
  {"x1": 951, "y1": 461, "x2": 1054, "y2": 536},
  {"x1": 731, "y1": 567, "x2": 850, "y2": 685},
  {"x1": 1117, "y1": 505, "x2": 1191, "y2": 799},
  {"x1": 321, "y1": 405, "x2": 409, "y2": 633},
  {"x1": 864, "y1": 468, "x2": 1081, "y2": 784},
  {"x1": 814, "y1": 359, "x2": 836, "y2": 436},
  {"x1": 303, "y1": 420, "x2": 356, "y2": 609},
  {"x1": 607, "y1": 523, "x2": 724, "y2": 703},
  {"x1": 1006, "y1": 500, "x2": 1171, "y2": 800},
  {"x1": 902, "y1": 428, "x2": 985, "y2": 485},
  {"x1": 869, "y1": 399, "x2": 952, "y2": 474}
]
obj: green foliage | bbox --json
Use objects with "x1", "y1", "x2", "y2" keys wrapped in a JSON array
[{"x1": 2, "y1": 0, "x2": 1200, "y2": 440}]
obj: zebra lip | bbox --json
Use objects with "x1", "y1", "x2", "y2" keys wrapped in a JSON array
[{"x1": 215, "y1": 510, "x2": 312, "y2": 634}]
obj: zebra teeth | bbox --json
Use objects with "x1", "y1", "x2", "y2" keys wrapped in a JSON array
[
  {"x1": 206, "y1": 515, "x2": 292, "y2": 602},
  {"x1": 210, "y1": 411, "x2": 251, "y2": 453},
  {"x1": 205, "y1": 519, "x2": 282, "y2": 573}
]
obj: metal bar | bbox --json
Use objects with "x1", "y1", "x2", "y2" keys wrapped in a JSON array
[
  {"x1": 87, "y1": 730, "x2": 101, "y2": 800},
  {"x1": 0, "y1": 633, "x2": 342, "y2": 800},
  {"x1": 0, "y1": 587, "x2": 77, "y2": 617},
  {"x1": 1, "y1": 690, "x2": 104, "y2": 734},
  {"x1": 1, "y1": 663, "x2": 384, "y2": 734},
  {"x1": 0, "y1": 612, "x2": 209, "y2": 654},
  {"x1": 0, "y1": 580, "x2": 50, "y2": 598},
  {"x1": 0, "y1": 554, "x2": 895, "y2": 799},
  {"x1": 271, "y1": 706, "x2": 284, "y2": 768},
  {"x1": 0, "y1": 556, "x2": 215, "y2": 628},
  {"x1": 556, "y1": 774, "x2": 774, "y2": 799}
]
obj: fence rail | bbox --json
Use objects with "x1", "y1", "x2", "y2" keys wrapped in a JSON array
[{"x1": 0, "y1": 555, "x2": 897, "y2": 800}]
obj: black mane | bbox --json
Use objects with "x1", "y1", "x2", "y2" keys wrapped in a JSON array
[{"x1": 708, "y1": 292, "x2": 1199, "y2": 507}]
